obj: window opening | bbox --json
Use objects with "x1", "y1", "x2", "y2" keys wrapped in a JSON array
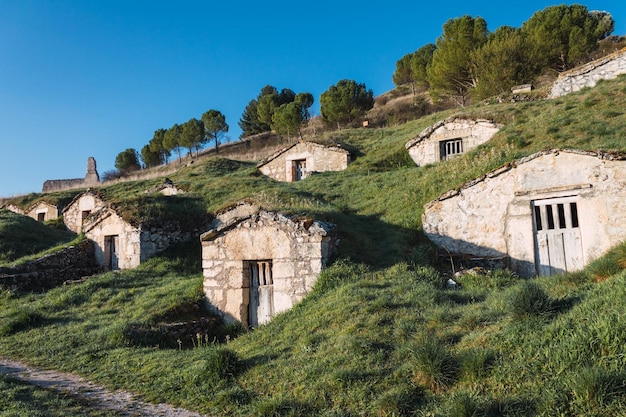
[
  {"x1": 293, "y1": 159, "x2": 307, "y2": 181},
  {"x1": 440, "y1": 138, "x2": 463, "y2": 161}
]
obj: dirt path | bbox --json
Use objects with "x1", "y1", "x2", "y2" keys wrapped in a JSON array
[{"x1": 0, "y1": 358, "x2": 209, "y2": 417}]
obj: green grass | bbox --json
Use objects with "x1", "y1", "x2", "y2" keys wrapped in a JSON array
[
  {"x1": 0, "y1": 374, "x2": 127, "y2": 417},
  {"x1": 0, "y1": 209, "x2": 77, "y2": 264},
  {"x1": 1, "y1": 76, "x2": 626, "y2": 415}
]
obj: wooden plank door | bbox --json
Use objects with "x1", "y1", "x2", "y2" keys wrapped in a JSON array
[
  {"x1": 532, "y1": 197, "x2": 583, "y2": 276},
  {"x1": 248, "y1": 261, "x2": 274, "y2": 327}
]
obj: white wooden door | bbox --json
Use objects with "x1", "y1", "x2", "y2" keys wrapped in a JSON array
[
  {"x1": 532, "y1": 197, "x2": 584, "y2": 276},
  {"x1": 248, "y1": 261, "x2": 274, "y2": 327}
]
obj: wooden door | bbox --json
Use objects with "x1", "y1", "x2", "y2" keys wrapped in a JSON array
[
  {"x1": 248, "y1": 261, "x2": 274, "y2": 327},
  {"x1": 105, "y1": 235, "x2": 119, "y2": 270},
  {"x1": 532, "y1": 197, "x2": 583, "y2": 276}
]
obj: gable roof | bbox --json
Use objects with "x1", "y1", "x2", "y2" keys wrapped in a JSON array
[
  {"x1": 200, "y1": 202, "x2": 335, "y2": 242},
  {"x1": 61, "y1": 188, "x2": 107, "y2": 214},
  {"x1": 425, "y1": 149, "x2": 626, "y2": 207},
  {"x1": 405, "y1": 116, "x2": 501, "y2": 150},
  {"x1": 256, "y1": 141, "x2": 351, "y2": 168}
]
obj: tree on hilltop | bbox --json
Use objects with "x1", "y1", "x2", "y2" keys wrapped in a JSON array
[
  {"x1": 149, "y1": 128, "x2": 170, "y2": 165},
  {"x1": 521, "y1": 4, "x2": 614, "y2": 71},
  {"x1": 470, "y1": 26, "x2": 532, "y2": 100},
  {"x1": 393, "y1": 43, "x2": 436, "y2": 95},
  {"x1": 180, "y1": 118, "x2": 205, "y2": 158},
  {"x1": 115, "y1": 148, "x2": 141, "y2": 174},
  {"x1": 141, "y1": 144, "x2": 161, "y2": 168},
  {"x1": 163, "y1": 124, "x2": 183, "y2": 164},
  {"x1": 271, "y1": 92, "x2": 314, "y2": 140},
  {"x1": 426, "y1": 15, "x2": 489, "y2": 106},
  {"x1": 320, "y1": 79, "x2": 374, "y2": 129},
  {"x1": 202, "y1": 109, "x2": 229, "y2": 152}
]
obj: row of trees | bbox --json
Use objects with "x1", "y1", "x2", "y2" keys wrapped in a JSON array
[
  {"x1": 113, "y1": 110, "x2": 229, "y2": 174},
  {"x1": 114, "y1": 5, "x2": 609, "y2": 172},
  {"x1": 393, "y1": 4, "x2": 615, "y2": 105},
  {"x1": 238, "y1": 80, "x2": 374, "y2": 138}
]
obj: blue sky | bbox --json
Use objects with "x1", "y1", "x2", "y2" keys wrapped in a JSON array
[{"x1": 1, "y1": 1, "x2": 625, "y2": 197}]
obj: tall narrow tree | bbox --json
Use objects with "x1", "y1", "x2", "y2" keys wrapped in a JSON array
[
  {"x1": 202, "y1": 110, "x2": 229, "y2": 152},
  {"x1": 426, "y1": 15, "x2": 489, "y2": 106},
  {"x1": 180, "y1": 118, "x2": 205, "y2": 158}
]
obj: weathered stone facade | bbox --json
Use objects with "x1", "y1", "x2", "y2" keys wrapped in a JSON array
[
  {"x1": 3, "y1": 204, "x2": 25, "y2": 215},
  {"x1": 422, "y1": 149, "x2": 626, "y2": 277},
  {"x1": 550, "y1": 47, "x2": 626, "y2": 98},
  {"x1": 26, "y1": 201, "x2": 59, "y2": 222},
  {"x1": 42, "y1": 157, "x2": 100, "y2": 193},
  {"x1": 62, "y1": 189, "x2": 107, "y2": 233},
  {"x1": 257, "y1": 141, "x2": 351, "y2": 182},
  {"x1": 0, "y1": 239, "x2": 101, "y2": 292},
  {"x1": 406, "y1": 117, "x2": 501, "y2": 166},
  {"x1": 201, "y1": 203, "x2": 337, "y2": 326},
  {"x1": 82, "y1": 207, "x2": 192, "y2": 271}
]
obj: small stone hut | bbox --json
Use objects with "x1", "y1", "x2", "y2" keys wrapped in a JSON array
[
  {"x1": 82, "y1": 205, "x2": 197, "y2": 271},
  {"x1": 550, "y1": 47, "x2": 626, "y2": 98},
  {"x1": 422, "y1": 149, "x2": 626, "y2": 277},
  {"x1": 3, "y1": 204, "x2": 25, "y2": 215},
  {"x1": 257, "y1": 141, "x2": 352, "y2": 182},
  {"x1": 62, "y1": 189, "x2": 107, "y2": 233},
  {"x1": 200, "y1": 202, "x2": 338, "y2": 326},
  {"x1": 26, "y1": 201, "x2": 60, "y2": 222},
  {"x1": 406, "y1": 117, "x2": 501, "y2": 166}
]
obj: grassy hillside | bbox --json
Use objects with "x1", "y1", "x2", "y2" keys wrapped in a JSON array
[
  {"x1": 1, "y1": 75, "x2": 626, "y2": 416},
  {"x1": 0, "y1": 209, "x2": 77, "y2": 265}
]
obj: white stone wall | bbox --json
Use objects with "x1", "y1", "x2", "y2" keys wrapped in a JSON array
[
  {"x1": 258, "y1": 142, "x2": 350, "y2": 182},
  {"x1": 201, "y1": 210, "x2": 337, "y2": 324},
  {"x1": 550, "y1": 48, "x2": 626, "y2": 98},
  {"x1": 26, "y1": 201, "x2": 58, "y2": 222},
  {"x1": 63, "y1": 192, "x2": 107, "y2": 233},
  {"x1": 422, "y1": 150, "x2": 626, "y2": 277},
  {"x1": 83, "y1": 209, "x2": 142, "y2": 270},
  {"x1": 406, "y1": 118, "x2": 501, "y2": 166}
]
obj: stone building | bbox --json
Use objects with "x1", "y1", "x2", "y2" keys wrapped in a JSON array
[
  {"x1": 422, "y1": 149, "x2": 626, "y2": 277},
  {"x1": 405, "y1": 117, "x2": 501, "y2": 166},
  {"x1": 550, "y1": 47, "x2": 626, "y2": 98},
  {"x1": 200, "y1": 202, "x2": 338, "y2": 326},
  {"x1": 3, "y1": 204, "x2": 25, "y2": 215},
  {"x1": 62, "y1": 189, "x2": 107, "y2": 233},
  {"x1": 82, "y1": 205, "x2": 196, "y2": 271},
  {"x1": 42, "y1": 157, "x2": 100, "y2": 193},
  {"x1": 257, "y1": 141, "x2": 352, "y2": 182},
  {"x1": 26, "y1": 200, "x2": 60, "y2": 222}
]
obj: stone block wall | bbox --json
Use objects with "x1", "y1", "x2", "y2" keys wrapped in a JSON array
[
  {"x1": 422, "y1": 150, "x2": 626, "y2": 277},
  {"x1": 201, "y1": 210, "x2": 337, "y2": 325},
  {"x1": 258, "y1": 142, "x2": 351, "y2": 182},
  {"x1": 0, "y1": 240, "x2": 101, "y2": 292},
  {"x1": 406, "y1": 118, "x2": 501, "y2": 166},
  {"x1": 549, "y1": 47, "x2": 626, "y2": 98}
]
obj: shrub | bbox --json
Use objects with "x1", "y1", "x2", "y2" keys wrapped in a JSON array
[
  {"x1": 509, "y1": 281, "x2": 554, "y2": 319},
  {"x1": 566, "y1": 366, "x2": 626, "y2": 411},
  {"x1": 0, "y1": 307, "x2": 45, "y2": 336},
  {"x1": 375, "y1": 385, "x2": 424, "y2": 416},
  {"x1": 460, "y1": 348, "x2": 494, "y2": 383},
  {"x1": 411, "y1": 335, "x2": 458, "y2": 393},
  {"x1": 202, "y1": 346, "x2": 240, "y2": 383}
]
